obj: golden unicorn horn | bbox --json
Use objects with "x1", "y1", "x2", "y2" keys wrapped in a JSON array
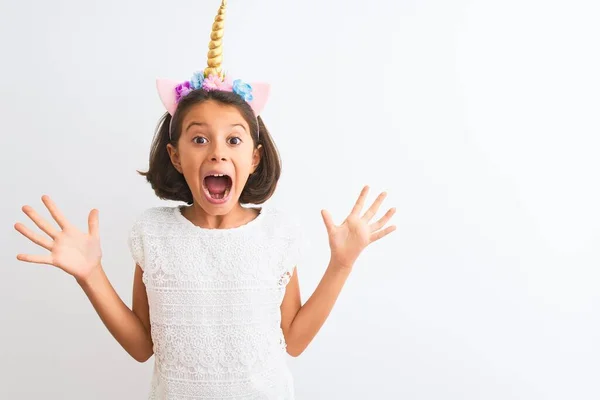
[{"x1": 204, "y1": 0, "x2": 227, "y2": 78}]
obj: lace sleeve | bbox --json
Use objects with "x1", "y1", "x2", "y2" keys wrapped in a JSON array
[
  {"x1": 127, "y1": 219, "x2": 145, "y2": 270},
  {"x1": 278, "y1": 216, "x2": 307, "y2": 286}
]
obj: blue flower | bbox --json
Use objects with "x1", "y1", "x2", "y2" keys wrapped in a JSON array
[
  {"x1": 190, "y1": 71, "x2": 204, "y2": 90},
  {"x1": 232, "y1": 79, "x2": 253, "y2": 102}
]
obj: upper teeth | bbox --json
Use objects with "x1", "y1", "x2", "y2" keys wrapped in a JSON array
[{"x1": 211, "y1": 174, "x2": 225, "y2": 177}]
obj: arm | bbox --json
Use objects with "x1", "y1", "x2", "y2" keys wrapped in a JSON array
[
  {"x1": 281, "y1": 186, "x2": 396, "y2": 357},
  {"x1": 78, "y1": 264, "x2": 153, "y2": 362},
  {"x1": 14, "y1": 195, "x2": 153, "y2": 362},
  {"x1": 280, "y1": 263, "x2": 350, "y2": 357}
]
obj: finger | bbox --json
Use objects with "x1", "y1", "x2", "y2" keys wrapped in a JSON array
[
  {"x1": 321, "y1": 209, "x2": 336, "y2": 234},
  {"x1": 362, "y1": 192, "x2": 387, "y2": 222},
  {"x1": 88, "y1": 209, "x2": 99, "y2": 237},
  {"x1": 370, "y1": 225, "x2": 397, "y2": 243},
  {"x1": 16, "y1": 253, "x2": 54, "y2": 266},
  {"x1": 42, "y1": 195, "x2": 71, "y2": 230},
  {"x1": 22, "y1": 205, "x2": 59, "y2": 239},
  {"x1": 370, "y1": 207, "x2": 396, "y2": 232},
  {"x1": 350, "y1": 185, "x2": 370, "y2": 217},
  {"x1": 14, "y1": 223, "x2": 54, "y2": 251}
]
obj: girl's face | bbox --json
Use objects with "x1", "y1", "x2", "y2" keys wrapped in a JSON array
[{"x1": 167, "y1": 100, "x2": 261, "y2": 215}]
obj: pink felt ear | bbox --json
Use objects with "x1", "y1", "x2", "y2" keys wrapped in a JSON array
[
  {"x1": 248, "y1": 83, "x2": 270, "y2": 116},
  {"x1": 156, "y1": 78, "x2": 180, "y2": 115}
]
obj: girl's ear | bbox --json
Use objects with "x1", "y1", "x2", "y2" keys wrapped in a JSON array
[
  {"x1": 251, "y1": 144, "x2": 262, "y2": 174},
  {"x1": 166, "y1": 144, "x2": 183, "y2": 173}
]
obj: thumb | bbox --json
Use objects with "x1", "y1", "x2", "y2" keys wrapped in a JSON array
[
  {"x1": 88, "y1": 209, "x2": 100, "y2": 237},
  {"x1": 321, "y1": 209, "x2": 335, "y2": 234}
]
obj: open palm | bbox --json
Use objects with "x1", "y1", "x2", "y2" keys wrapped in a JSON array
[
  {"x1": 14, "y1": 195, "x2": 102, "y2": 281},
  {"x1": 321, "y1": 186, "x2": 396, "y2": 269}
]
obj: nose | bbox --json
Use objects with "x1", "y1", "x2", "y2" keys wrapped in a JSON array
[{"x1": 209, "y1": 141, "x2": 228, "y2": 162}]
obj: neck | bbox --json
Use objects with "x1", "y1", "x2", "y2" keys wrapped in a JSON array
[{"x1": 184, "y1": 202, "x2": 259, "y2": 229}]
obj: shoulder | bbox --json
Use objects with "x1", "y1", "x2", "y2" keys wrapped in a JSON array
[
  {"x1": 259, "y1": 204, "x2": 304, "y2": 240},
  {"x1": 128, "y1": 206, "x2": 177, "y2": 268},
  {"x1": 261, "y1": 204, "x2": 301, "y2": 227},
  {"x1": 130, "y1": 206, "x2": 179, "y2": 235},
  {"x1": 134, "y1": 206, "x2": 178, "y2": 222},
  {"x1": 260, "y1": 205, "x2": 308, "y2": 272}
]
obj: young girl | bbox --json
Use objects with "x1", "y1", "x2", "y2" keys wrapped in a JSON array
[{"x1": 14, "y1": 1, "x2": 396, "y2": 398}]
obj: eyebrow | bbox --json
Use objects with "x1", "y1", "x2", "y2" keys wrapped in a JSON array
[{"x1": 185, "y1": 122, "x2": 247, "y2": 133}]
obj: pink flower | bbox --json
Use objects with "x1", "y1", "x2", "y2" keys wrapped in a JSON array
[{"x1": 202, "y1": 74, "x2": 233, "y2": 92}]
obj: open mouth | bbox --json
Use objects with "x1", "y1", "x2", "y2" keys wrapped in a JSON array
[{"x1": 203, "y1": 173, "x2": 233, "y2": 202}]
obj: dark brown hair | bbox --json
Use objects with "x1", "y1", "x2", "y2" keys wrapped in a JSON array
[{"x1": 139, "y1": 89, "x2": 281, "y2": 205}]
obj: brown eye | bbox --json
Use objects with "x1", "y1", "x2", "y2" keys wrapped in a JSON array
[
  {"x1": 193, "y1": 136, "x2": 208, "y2": 144},
  {"x1": 228, "y1": 137, "x2": 242, "y2": 145}
]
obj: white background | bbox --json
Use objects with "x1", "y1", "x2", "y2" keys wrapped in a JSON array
[{"x1": 1, "y1": 0, "x2": 599, "y2": 399}]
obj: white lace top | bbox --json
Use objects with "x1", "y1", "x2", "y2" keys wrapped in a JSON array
[{"x1": 128, "y1": 205, "x2": 303, "y2": 399}]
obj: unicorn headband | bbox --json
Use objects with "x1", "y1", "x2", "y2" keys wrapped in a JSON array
[{"x1": 156, "y1": 0, "x2": 270, "y2": 140}]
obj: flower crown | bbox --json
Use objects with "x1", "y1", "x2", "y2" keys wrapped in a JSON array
[{"x1": 156, "y1": 0, "x2": 270, "y2": 118}]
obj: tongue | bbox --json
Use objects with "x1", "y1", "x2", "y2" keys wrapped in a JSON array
[{"x1": 205, "y1": 176, "x2": 229, "y2": 194}]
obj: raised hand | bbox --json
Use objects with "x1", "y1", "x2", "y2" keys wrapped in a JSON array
[
  {"x1": 321, "y1": 186, "x2": 396, "y2": 270},
  {"x1": 14, "y1": 195, "x2": 102, "y2": 282}
]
